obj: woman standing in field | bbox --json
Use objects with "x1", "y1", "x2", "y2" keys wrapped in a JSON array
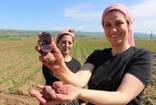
[
  {"x1": 30, "y1": 3, "x2": 154, "y2": 105},
  {"x1": 41, "y1": 29, "x2": 85, "y2": 105}
]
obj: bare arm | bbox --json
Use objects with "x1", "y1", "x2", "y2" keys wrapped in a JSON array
[
  {"x1": 30, "y1": 73, "x2": 145, "y2": 105},
  {"x1": 58, "y1": 63, "x2": 94, "y2": 87},
  {"x1": 35, "y1": 35, "x2": 94, "y2": 87},
  {"x1": 77, "y1": 73, "x2": 145, "y2": 105}
]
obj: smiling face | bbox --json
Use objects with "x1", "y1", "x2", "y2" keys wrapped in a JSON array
[
  {"x1": 103, "y1": 10, "x2": 129, "y2": 46},
  {"x1": 57, "y1": 35, "x2": 74, "y2": 56}
]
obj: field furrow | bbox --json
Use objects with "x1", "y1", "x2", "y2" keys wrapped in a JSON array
[{"x1": 0, "y1": 38, "x2": 156, "y2": 104}]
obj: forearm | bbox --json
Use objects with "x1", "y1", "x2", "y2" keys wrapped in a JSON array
[
  {"x1": 78, "y1": 89, "x2": 128, "y2": 105},
  {"x1": 77, "y1": 74, "x2": 145, "y2": 105}
]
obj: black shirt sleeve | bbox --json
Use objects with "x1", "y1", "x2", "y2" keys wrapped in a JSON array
[{"x1": 126, "y1": 49, "x2": 154, "y2": 87}]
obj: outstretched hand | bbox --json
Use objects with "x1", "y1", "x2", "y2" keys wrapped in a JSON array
[
  {"x1": 29, "y1": 82, "x2": 80, "y2": 105},
  {"x1": 35, "y1": 33, "x2": 64, "y2": 73},
  {"x1": 30, "y1": 85, "x2": 60, "y2": 105}
]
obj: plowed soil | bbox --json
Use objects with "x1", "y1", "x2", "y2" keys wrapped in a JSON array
[{"x1": 0, "y1": 38, "x2": 156, "y2": 105}]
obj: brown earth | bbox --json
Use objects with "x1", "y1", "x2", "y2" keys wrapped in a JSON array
[
  {"x1": 0, "y1": 39, "x2": 156, "y2": 105},
  {"x1": 0, "y1": 84, "x2": 155, "y2": 105},
  {"x1": 0, "y1": 92, "x2": 39, "y2": 105},
  {"x1": 0, "y1": 38, "x2": 42, "y2": 105}
]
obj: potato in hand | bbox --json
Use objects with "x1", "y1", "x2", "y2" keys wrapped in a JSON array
[{"x1": 39, "y1": 32, "x2": 52, "y2": 53}]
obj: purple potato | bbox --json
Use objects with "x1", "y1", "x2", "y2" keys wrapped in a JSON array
[
  {"x1": 40, "y1": 44, "x2": 52, "y2": 53},
  {"x1": 42, "y1": 86, "x2": 56, "y2": 100},
  {"x1": 52, "y1": 81, "x2": 63, "y2": 91},
  {"x1": 39, "y1": 32, "x2": 52, "y2": 52},
  {"x1": 40, "y1": 32, "x2": 51, "y2": 43}
]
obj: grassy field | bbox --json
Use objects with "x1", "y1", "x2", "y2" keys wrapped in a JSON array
[{"x1": 0, "y1": 37, "x2": 156, "y2": 104}]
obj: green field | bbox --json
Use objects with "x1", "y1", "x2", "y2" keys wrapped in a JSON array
[
  {"x1": 0, "y1": 37, "x2": 21, "y2": 41},
  {"x1": 0, "y1": 36, "x2": 156, "y2": 104}
]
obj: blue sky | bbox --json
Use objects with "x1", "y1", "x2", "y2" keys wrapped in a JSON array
[{"x1": 0, "y1": 0, "x2": 155, "y2": 34}]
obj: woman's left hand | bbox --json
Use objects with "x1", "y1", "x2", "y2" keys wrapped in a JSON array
[{"x1": 29, "y1": 84, "x2": 80, "y2": 105}]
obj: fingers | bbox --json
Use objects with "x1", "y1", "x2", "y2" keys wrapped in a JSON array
[
  {"x1": 35, "y1": 46, "x2": 43, "y2": 55},
  {"x1": 29, "y1": 89, "x2": 59, "y2": 105},
  {"x1": 29, "y1": 84, "x2": 76, "y2": 104},
  {"x1": 36, "y1": 32, "x2": 63, "y2": 61},
  {"x1": 37, "y1": 40, "x2": 42, "y2": 46},
  {"x1": 29, "y1": 89, "x2": 40, "y2": 96},
  {"x1": 38, "y1": 33, "x2": 41, "y2": 37},
  {"x1": 50, "y1": 37, "x2": 61, "y2": 54},
  {"x1": 68, "y1": 29, "x2": 74, "y2": 33},
  {"x1": 37, "y1": 33, "x2": 42, "y2": 46},
  {"x1": 29, "y1": 89, "x2": 47, "y2": 104},
  {"x1": 37, "y1": 84, "x2": 44, "y2": 89}
]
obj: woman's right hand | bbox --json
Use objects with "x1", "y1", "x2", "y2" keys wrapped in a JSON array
[{"x1": 35, "y1": 33, "x2": 65, "y2": 73}]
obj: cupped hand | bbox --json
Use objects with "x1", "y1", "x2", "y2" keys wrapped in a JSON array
[
  {"x1": 54, "y1": 84, "x2": 80, "y2": 102},
  {"x1": 30, "y1": 85, "x2": 62, "y2": 105},
  {"x1": 29, "y1": 84, "x2": 80, "y2": 105}
]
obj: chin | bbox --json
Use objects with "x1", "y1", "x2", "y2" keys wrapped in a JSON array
[
  {"x1": 63, "y1": 52, "x2": 69, "y2": 55},
  {"x1": 111, "y1": 41, "x2": 122, "y2": 46}
]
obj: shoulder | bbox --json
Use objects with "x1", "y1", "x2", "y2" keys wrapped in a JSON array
[
  {"x1": 89, "y1": 48, "x2": 112, "y2": 60},
  {"x1": 130, "y1": 47, "x2": 154, "y2": 59},
  {"x1": 85, "y1": 48, "x2": 112, "y2": 65},
  {"x1": 91, "y1": 48, "x2": 111, "y2": 56},
  {"x1": 126, "y1": 47, "x2": 154, "y2": 87},
  {"x1": 71, "y1": 57, "x2": 79, "y2": 62},
  {"x1": 71, "y1": 58, "x2": 81, "y2": 64},
  {"x1": 132, "y1": 46, "x2": 151, "y2": 53},
  {"x1": 66, "y1": 58, "x2": 81, "y2": 72},
  {"x1": 69, "y1": 58, "x2": 81, "y2": 67}
]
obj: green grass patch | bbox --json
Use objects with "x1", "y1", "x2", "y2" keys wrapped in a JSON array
[{"x1": 0, "y1": 37, "x2": 21, "y2": 41}]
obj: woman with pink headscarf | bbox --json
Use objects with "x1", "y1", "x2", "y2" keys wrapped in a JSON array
[
  {"x1": 41, "y1": 29, "x2": 85, "y2": 105},
  {"x1": 30, "y1": 3, "x2": 153, "y2": 105}
]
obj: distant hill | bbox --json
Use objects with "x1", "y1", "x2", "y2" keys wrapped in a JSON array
[
  {"x1": 134, "y1": 32, "x2": 155, "y2": 37},
  {"x1": 0, "y1": 29, "x2": 155, "y2": 40}
]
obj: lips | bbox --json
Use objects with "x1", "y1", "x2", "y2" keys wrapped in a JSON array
[
  {"x1": 110, "y1": 34, "x2": 120, "y2": 38},
  {"x1": 64, "y1": 48, "x2": 69, "y2": 52}
]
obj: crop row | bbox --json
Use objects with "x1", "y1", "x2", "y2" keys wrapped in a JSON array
[{"x1": 0, "y1": 39, "x2": 156, "y2": 104}]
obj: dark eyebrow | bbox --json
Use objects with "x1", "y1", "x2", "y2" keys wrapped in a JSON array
[
  {"x1": 104, "y1": 19, "x2": 123, "y2": 23},
  {"x1": 115, "y1": 19, "x2": 124, "y2": 22},
  {"x1": 104, "y1": 21, "x2": 109, "y2": 23}
]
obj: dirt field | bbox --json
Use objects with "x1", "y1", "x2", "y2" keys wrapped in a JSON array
[
  {"x1": 0, "y1": 38, "x2": 43, "y2": 105},
  {"x1": 0, "y1": 38, "x2": 156, "y2": 105},
  {"x1": 0, "y1": 93, "x2": 39, "y2": 105}
]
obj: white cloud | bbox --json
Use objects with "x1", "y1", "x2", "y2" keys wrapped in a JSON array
[
  {"x1": 52, "y1": 25, "x2": 93, "y2": 32},
  {"x1": 130, "y1": 0, "x2": 156, "y2": 18},
  {"x1": 62, "y1": 0, "x2": 156, "y2": 33},
  {"x1": 63, "y1": 4, "x2": 102, "y2": 20},
  {"x1": 130, "y1": 0, "x2": 156, "y2": 33}
]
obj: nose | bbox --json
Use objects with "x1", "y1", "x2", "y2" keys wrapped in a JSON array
[
  {"x1": 111, "y1": 26, "x2": 117, "y2": 32},
  {"x1": 65, "y1": 42, "x2": 69, "y2": 47}
]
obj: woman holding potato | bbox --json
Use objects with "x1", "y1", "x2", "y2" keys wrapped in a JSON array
[
  {"x1": 30, "y1": 3, "x2": 153, "y2": 105},
  {"x1": 40, "y1": 29, "x2": 85, "y2": 105}
]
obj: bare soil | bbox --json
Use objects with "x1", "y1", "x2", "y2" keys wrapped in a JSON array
[
  {"x1": 0, "y1": 92, "x2": 39, "y2": 105},
  {"x1": 0, "y1": 39, "x2": 156, "y2": 105}
]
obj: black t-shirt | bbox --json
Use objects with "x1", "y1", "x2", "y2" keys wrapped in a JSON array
[
  {"x1": 85, "y1": 46, "x2": 153, "y2": 105},
  {"x1": 42, "y1": 58, "x2": 81, "y2": 86},
  {"x1": 42, "y1": 58, "x2": 85, "y2": 104}
]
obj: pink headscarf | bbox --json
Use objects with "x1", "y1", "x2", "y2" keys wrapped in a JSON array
[
  {"x1": 56, "y1": 29, "x2": 75, "y2": 45},
  {"x1": 101, "y1": 3, "x2": 135, "y2": 46}
]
